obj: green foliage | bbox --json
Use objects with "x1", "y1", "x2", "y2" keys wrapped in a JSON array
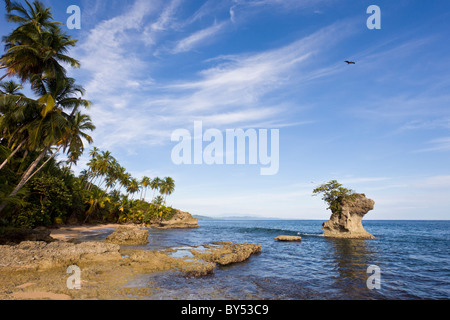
[
  {"x1": 312, "y1": 180, "x2": 356, "y2": 214},
  {"x1": 0, "y1": 2, "x2": 177, "y2": 228},
  {"x1": 118, "y1": 200, "x2": 177, "y2": 224},
  {"x1": 13, "y1": 174, "x2": 72, "y2": 227}
]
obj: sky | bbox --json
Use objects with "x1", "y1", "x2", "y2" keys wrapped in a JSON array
[{"x1": 1, "y1": 0, "x2": 450, "y2": 220}]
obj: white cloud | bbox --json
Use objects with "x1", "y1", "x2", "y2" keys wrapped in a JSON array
[
  {"x1": 171, "y1": 21, "x2": 228, "y2": 53},
  {"x1": 415, "y1": 175, "x2": 450, "y2": 188},
  {"x1": 416, "y1": 137, "x2": 450, "y2": 153},
  {"x1": 76, "y1": 0, "x2": 157, "y2": 96},
  {"x1": 73, "y1": 1, "x2": 356, "y2": 151}
]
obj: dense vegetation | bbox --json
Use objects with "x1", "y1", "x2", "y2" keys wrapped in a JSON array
[{"x1": 0, "y1": 0, "x2": 176, "y2": 228}]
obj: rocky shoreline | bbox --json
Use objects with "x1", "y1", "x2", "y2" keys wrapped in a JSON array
[{"x1": 0, "y1": 222, "x2": 261, "y2": 300}]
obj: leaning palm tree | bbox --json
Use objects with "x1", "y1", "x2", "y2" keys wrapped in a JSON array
[
  {"x1": 0, "y1": 78, "x2": 92, "y2": 214},
  {"x1": 0, "y1": 80, "x2": 28, "y2": 170}
]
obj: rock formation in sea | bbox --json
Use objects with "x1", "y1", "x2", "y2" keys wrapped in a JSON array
[
  {"x1": 168, "y1": 241, "x2": 262, "y2": 276},
  {"x1": 321, "y1": 193, "x2": 375, "y2": 239},
  {"x1": 156, "y1": 210, "x2": 199, "y2": 229},
  {"x1": 274, "y1": 235, "x2": 301, "y2": 242}
]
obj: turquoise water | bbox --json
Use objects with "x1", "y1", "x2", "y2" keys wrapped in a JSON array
[{"x1": 90, "y1": 220, "x2": 450, "y2": 299}]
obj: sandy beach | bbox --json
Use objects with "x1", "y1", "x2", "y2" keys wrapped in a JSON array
[{"x1": 49, "y1": 223, "x2": 121, "y2": 242}]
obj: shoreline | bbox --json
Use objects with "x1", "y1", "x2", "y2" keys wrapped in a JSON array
[
  {"x1": 49, "y1": 223, "x2": 123, "y2": 242},
  {"x1": 0, "y1": 223, "x2": 261, "y2": 300}
]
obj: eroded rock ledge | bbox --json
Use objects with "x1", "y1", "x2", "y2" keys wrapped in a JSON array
[
  {"x1": 322, "y1": 193, "x2": 375, "y2": 239},
  {"x1": 163, "y1": 241, "x2": 262, "y2": 276},
  {"x1": 105, "y1": 226, "x2": 149, "y2": 245},
  {"x1": 0, "y1": 241, "x2": 121, "y2": 269},
  {"x1": 0, "y1": 239, "x2": 261, "y2": 278}
]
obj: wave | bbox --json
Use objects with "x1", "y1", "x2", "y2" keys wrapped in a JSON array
[{"x1": 237, "y1": 227, "x2": 323, "y2": 237}]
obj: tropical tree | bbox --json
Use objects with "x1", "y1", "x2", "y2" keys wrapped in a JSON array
[
  {"x1": 126, "y1": 177, "x2": 140, "y2": 200},
  {"x1": 0, "y1": 0, "x2": 80, "y2": 84},
  {"x1": 0, "y1": 78, "x2": 93, "y2": 214},
  {"x1": 312, "y1": 180, "x2": 356, "y2": 214},
  {"x1": 159, "y1": 176, "x2": 175, "y2": 204},
  {"x1": 140, "y1": 176, "x2": 151, "y2": 200},
  {"x1": 150, "y1": 177, "x2": 161, "y2": 201},
  {"x1": 0, "y1": 80, "x2": 23, "y2": 95},
  {"x1": 84, "y1": 187, "x2": 110, "y2": 223},
  {"x1": 64, "y1": 112, "x2": 95, "y2": 168}
]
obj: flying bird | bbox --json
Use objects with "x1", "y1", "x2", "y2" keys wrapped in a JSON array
[{"x1": 345, "y1": 60, "x2": 356, "y2": 64}]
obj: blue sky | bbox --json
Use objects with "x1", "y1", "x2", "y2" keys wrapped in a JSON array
[{"x1": 1, "y1": 0, "x2": 450, "y2": 219}]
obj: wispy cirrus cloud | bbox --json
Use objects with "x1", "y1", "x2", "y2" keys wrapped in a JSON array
[
  {"x1": 72, "y1": 0, "x2": 357, "y2": 152},
  {"x1": 171, "y1": 21, "x2": 228, "y2": 53},
  {"x1": 415, "y1": 137, "x2": 450, "y2": 153}
]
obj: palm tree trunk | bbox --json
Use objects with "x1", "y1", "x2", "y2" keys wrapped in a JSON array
[
  {"x1": 0, "y1": 145, "x2": 49, "y2": 214},
  {"x1": 23, "y1": 145, "x2": 62, "y2": 185},
  {"x1": 0, "y1": 139, "x2": 26, "y2": 171}
]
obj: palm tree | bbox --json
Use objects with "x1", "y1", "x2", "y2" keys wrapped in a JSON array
[
  {"x1": 126, "y1": 177, "x2": 140, "y2": 200},
  {"x1": 140, "y1": 176, "x2": 151, "y2": 200},
  {"x1": 0, "y1": 80, "x2": 28, "y2": 170},
  {"x1": 150, "y1": 177, "x2": 161, "y2": 201},
  {"x1": 160, "y1": 177, "x2": 175, "y2": 204},
  {"x1": 84, "y1": 188, "x2": 110, "y2": 223},
  {"x1": 0, "y1": 80, "x2": 24, "y2": 95},
  {"x1": 1, "y1": 0, "x2": 79, "y2": 84},
  {"x1": 0, "y1": 78, "x2": 92, "y2": 214},
  {"x1": 64, "y1": 113, "x2": 95, "y2": 168}
]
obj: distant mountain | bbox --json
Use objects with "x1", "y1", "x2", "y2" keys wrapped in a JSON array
[
  {"x1": 192, "y1": 215, "x2": 218, "y2": 220},
  {"x1": 192, "y1": 214, "x2": 284, "y2": 221}
]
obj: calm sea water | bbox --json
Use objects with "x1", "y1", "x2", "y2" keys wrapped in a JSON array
[{"x1": 87, "y1": 220, "x2": 450, "y2": 300}]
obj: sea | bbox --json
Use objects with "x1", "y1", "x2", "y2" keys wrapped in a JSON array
[{"x1": 84, "y1": 220, "x2": 450, "y2": 300}]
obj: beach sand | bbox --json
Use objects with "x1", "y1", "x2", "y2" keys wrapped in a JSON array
[{"x1": 49, "y1": 223, "x2": 121, "y2": 242}]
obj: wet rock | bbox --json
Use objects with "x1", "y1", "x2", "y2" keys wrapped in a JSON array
[
  {"x1": 190, "y1": 241, "x2": 261, "y2": 266},
  {"x1": 105, "y1": 226, "x2": 149, "y2": 245},
  {"x1": 0, "y1": 227, "x2": 55, "y2": 245},
  {"x1": 322, "y1": 193, "x2": 375, "y2": 239},
  {"x1": 274, "y1": 235, "x2": 301, "y2": 242}
]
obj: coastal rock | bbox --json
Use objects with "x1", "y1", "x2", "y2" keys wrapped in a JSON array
[
  {"x1": 0, "y1": 241, "x2": 121, "y2": 269},
  {"x1": 0, "y1": 227, "x2": 55, "y2": 245},
  {"x1": 322, "y1": 193, "x2": 375, "y2": 239},
  {"x1": 274, "y1": 235, "x2": 301, "y2": 242},
  {"x1": 162, "y1": 241, "x2": 262, "y2": 277},
  {"x1": 190, "y1": 241, "x2": 261, "y2": 266},
  {"x1": 105, "y1": 226, "x2": 149, "y2": 245},
  {"x1": 157, "y1": 210, "x2": 199, "y2": 229}
]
